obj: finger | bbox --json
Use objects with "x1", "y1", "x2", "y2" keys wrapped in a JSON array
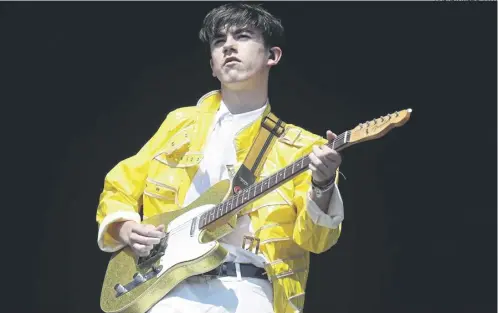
[
  {"x1": 326, "y1": 130, "x2": 337, "y2": 141},
  {"x1": 320, "y1": 145, "x2": 342, "y2": 164},
  {"x1": 131, "y1": 243, "x2": 153, "y2": 256},
  {"x1": 309, "y1": 163, "x2": 328, "y2": 182},
  {"x1": 309, "y1": 153, "x2": 329, "y2": 178},
  {"x1": 133, "y1": 224, "x2": 165, "y2": 238},
  {"x1": 155, "y1": 224, "x2": 166, "y2": 236},
  {"x1": 310, "y1": 148, "x2": 331, "y2": 173},
  {"x1": 135, "y1": 249, "x2": 151, "y2": 257},
  {"x1": 129, "y1": 232, "x2": 161, "y2": 246}
]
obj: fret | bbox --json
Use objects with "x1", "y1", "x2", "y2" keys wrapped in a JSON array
[
  {"x1": 242, "y1": 190, "x2": 248, "y2": 204},
  {"x1": 199, "y1": 213, "x2": 207, "y2": 228},
  {"x1": 279, "y1": 170, "x2": 284, "y2": 180},
  {"x1": 265, "y1": 176, "x2": 272, "y2": 189},
  {"x1": 209, "y1": 208, "x2": 216, "y2": 222},
  {"x1": 253, "y1": 184, "x2": 257, "y2": 197},
  {"x1": 216, "y1": 204, "x2": 223, "y2": 218}
]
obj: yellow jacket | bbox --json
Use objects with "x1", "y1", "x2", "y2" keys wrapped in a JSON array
[{"x1": 96, "y1": 90, "x2": 344, "y2": 313}]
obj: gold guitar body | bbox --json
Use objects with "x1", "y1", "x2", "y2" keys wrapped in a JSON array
[{"x1": 100, "y1": 179, "x2": 236, "y2": 313}]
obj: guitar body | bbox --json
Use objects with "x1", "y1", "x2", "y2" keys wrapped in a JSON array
[{"x1": 100, "y1": 179, "x2": 233, "y2": 313}]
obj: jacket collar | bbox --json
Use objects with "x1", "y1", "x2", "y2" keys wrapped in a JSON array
[{"x1": 196, "y1": 90, "x2": 273, "y2": 164}]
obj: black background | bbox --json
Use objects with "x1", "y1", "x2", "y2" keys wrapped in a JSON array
[{"x1": 0, "y1": 1, "x2": 496, "y2": 313}]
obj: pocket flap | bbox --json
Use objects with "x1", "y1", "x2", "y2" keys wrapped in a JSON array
[
  {"x1": 154, "y1": 152, "x2": 203, "y2": 168},
  {"x1": 144, "y1": 178, "x2": 177, "y2": 201}
]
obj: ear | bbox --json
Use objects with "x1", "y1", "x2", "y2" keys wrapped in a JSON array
[
  {"x1": 267, "y1": 47, "x2": 282, "y2": 67},
  {"x1": 209, "y1": 59, "x2": 216, "y2": 77}
]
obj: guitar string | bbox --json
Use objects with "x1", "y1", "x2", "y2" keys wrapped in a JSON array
[{"x1": 160, "y1": 132, "x2": 348, "y2": 239}]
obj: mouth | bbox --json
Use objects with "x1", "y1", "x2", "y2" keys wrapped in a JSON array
[{"x1": 223, "y1": 57, "x2": 241, "y2": 65}]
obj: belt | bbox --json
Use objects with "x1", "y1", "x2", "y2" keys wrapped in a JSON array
[{"x1": 202, "y1": 262, "x2": 268, "y2": 280}]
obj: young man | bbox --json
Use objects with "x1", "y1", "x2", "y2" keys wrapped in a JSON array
[{"x1": 96, "y1": 3, "x2": 345, "y2": 313}]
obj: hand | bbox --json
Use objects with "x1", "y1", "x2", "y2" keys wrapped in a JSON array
[
  {"x1": 117, "y1": 221, "x2": 166, "y2": 257},
  {"x1": 309, "y1": 130, "x2": 342, "y2": 185}
]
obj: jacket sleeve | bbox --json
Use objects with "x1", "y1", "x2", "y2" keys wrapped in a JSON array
[
  {"x1": 96, "y1": 112, "x2": 176, "y2": 252},
  {"x1": 291, "y1": 138, "x2": 344, "y2": 254}
]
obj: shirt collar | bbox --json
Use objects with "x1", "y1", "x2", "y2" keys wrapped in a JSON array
[{"x1": 214, "y1": 100, "x2": 268, "y2": 125}]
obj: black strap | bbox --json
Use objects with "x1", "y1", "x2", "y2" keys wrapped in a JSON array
[{"x1": 231, "y1": 111, "x2": 286, "y2": 194}]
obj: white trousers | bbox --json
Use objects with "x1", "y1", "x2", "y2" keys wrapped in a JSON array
[{"x1": 147, "y1": 275, "x2": 274, "y2": 313}]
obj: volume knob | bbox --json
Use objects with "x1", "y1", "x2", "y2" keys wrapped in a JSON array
[
  {"x1": 114, "y1": 284, "x2": 128, "y2": 296},
  {"x1": 133, "y1": 272, "x2": 146, "y2": 283}
]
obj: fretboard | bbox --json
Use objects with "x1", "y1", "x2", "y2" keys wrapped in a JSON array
[{"x1": 198, "y1": 130, "x2": 351, "y2": 229}]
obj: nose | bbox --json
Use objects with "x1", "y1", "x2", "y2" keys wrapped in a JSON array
[{"x1": 222, "y1": 35, "x2": 237, "y2": 55}]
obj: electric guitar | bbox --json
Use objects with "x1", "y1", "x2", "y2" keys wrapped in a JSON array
[{"x1": 100, "y1": 109, "x2": 412, "y2": 313}]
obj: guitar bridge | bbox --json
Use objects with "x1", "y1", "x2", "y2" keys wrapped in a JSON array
[{"x1": 137, "y1": 232, "x2": 169, "y2": 269}]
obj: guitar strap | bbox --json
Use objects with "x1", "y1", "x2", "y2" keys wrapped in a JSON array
[{"x1": 231, "y1": 111, "x2": 286, "y2": 195}]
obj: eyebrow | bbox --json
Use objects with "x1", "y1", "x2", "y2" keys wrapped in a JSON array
[{"x1": 212, "y1": 27, "x2": 254, "y2": 41}]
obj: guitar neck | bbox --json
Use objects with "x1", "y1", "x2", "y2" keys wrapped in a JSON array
[{"x1": 198, "y1": 130, "x2": 352, "y2": 229}]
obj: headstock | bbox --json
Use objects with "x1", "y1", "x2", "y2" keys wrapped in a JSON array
[{"x1": 349, "y1": 109, "x2": 412, "y2": 144}]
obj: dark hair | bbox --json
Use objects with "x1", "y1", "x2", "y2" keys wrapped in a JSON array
[{"x1": 198, "y1": 3, "x2": 284, "y2": 49}]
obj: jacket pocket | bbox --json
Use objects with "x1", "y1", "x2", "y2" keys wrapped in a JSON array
[
  {"x1": 142, "y1": 177, "x2": 179, "y2": 215},
  {"x1": 144, "y1": 177, "x2": 177, "y2": 202}
]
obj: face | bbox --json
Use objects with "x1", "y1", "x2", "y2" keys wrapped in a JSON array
[{"x1": 209, "y1": 26, "x2": 280, "y2": 90}]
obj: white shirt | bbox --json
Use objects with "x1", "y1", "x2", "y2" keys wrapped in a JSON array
[{"x1": 182, "y1": 101, "x2": 269, "y2": 268}]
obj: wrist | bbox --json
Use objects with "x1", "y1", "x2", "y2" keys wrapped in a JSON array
[
  {"x1": 311, "y1": 176, "x2": 335, "y2": 199},
  {"x1": 109, "y1": 220, "x2": 136, "y2": 244},
  {"x1": 312, "y1": 174, "x2": 336, "y2": 188}
]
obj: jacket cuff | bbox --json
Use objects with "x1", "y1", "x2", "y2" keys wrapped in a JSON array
[
  {"x1": 97, "y1": 211, "x2": 141, "y2": 252},
  {"x1": 305, "y1": 184, "x2": 344, "y2": 229}
]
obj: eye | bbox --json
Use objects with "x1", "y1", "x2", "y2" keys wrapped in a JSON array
[{"x1": 212, "y1": 38, "x2": 225, "y2": 46}]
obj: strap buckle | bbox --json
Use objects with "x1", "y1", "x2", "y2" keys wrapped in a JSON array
[
  {"x1": 242, "y1": 235, "x2": 261, "y2": 255},
  {"x1": 262, "y1": 114, "x2": 285, "y2": 137}
]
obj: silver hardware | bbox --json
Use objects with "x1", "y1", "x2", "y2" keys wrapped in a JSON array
[
  {"x1": 114, "y1": 284, "x2": 128, "y2": 296},
  {"x1": 242, "y1": 235, "x2": 260, "y2": 254},
  {"x1": 133, "y1": 273, "x2": 146, "y2": 283}
]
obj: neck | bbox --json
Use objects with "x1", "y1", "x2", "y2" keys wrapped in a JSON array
[{"x1": 220, "y1": 79, "x2": 268, "y2": 114}]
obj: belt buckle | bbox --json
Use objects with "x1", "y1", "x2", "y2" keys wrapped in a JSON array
[{"x1": 242, "y1": 235, "x2": 260, "y2": 255}]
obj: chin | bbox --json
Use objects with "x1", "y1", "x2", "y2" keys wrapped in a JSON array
[{"x1": 219, "y1": 75, "x2": 252, "y2": 90}]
